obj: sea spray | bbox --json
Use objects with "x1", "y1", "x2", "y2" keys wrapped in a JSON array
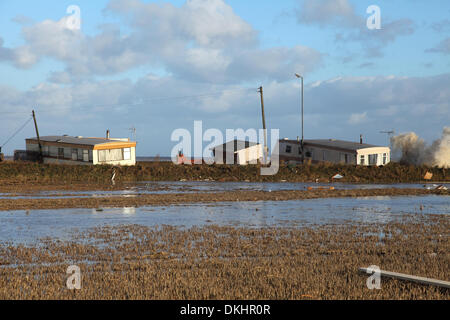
[{"x1": 391, "y1": 127, "x2": 450, "y2": 168}]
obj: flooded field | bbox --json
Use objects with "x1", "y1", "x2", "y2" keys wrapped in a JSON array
[
  {"x1": 0, "y1": 181, "x2": 448, "y2": 300},
  {"x1": 1, "y1": 181, "x2": 448, "y2": 199},
  {"x1": 0, "y1": 194, "x2": 448, "y2": 245}
]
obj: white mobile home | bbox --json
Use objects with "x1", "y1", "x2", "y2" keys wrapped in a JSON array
[
  {"x1": 277, "y1": 138, "x2": 390, "y2": 166},
  {"x1": 212, "y1": 140, "x2": 263, "y2": 165},
  {"x1": 25, "y1": 135, "x2": 137, "y2": 166}
]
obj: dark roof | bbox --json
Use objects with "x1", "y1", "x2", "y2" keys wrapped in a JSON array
[
  {"x1": 212, "y1": 140, "x2": 260, "y2": 152},
  {"x1": 279, "y1": 138, "x2": 384, "y2": 152},
  {"x1": 26, "y1": 136, "x2": 128, "y2": 146}
]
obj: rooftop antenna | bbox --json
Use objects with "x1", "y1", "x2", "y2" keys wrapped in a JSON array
[
  {"x1": 380, "y1": 129, "x2": 395, "y2": 146},
  {"x1": 129, "y1": 126, "x2": 137, "y2": 142}
]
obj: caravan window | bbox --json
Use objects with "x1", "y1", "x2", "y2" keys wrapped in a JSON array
[
  {"x1": 72, "y1": 149, "x2": 78, "y2": 161},
  {"x1": 285, "y1": 145, "x2": 292, "y2": 153},
  {"x1": 124, "y1": 148, "x2": 131, "y2": 160},
  {"x1": 98, "y1": 149, "x2": 124, "y2": 162}
]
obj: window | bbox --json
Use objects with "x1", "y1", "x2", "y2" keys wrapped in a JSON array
[
  {"x1": 58, "y1": 148, "x2": 64, "y2": 158},
  {"x1": 98, "y1": 149, "x2": 124, "y2": 162},
  {"x1": 72, "y1": 149, "x2": 78, "y2": 161},
  {"x1": 360, "y1": 155, "x2": 365, "y2": 165},
  {"x1": 383, "y1": 153, "x2": 387, "y2": 165},
  {"x1": 345, "y1": 154, "x2": 349, "y2": 164},
  {"x1": 124, "y1": 148, "x2": 131, "y2": 160},
  {"x1": 83, "y1": 150, "x2": 89, "y2": 162},
  {"x1": 369, "y1": 154, "x2": 378, "y2": 166},
  {"x1": 285, "y1": 145, "x2": 292, "y2": 153},
  {"x1": 305, "y1": 151, "x2": 312, "y2": 158}
]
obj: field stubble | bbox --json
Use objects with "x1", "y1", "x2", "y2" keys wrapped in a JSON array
[{"x1": 0, "y1": 215, "x2": 448, "y2": 300}]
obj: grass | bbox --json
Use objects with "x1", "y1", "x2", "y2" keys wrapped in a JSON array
[{"x1": 0, "y1": 161, "x2": 448, "y2": 185}]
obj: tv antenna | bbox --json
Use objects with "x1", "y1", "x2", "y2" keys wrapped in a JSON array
[
  {"x1": 129, "y1": 126, "x2": 137, "y2": 141},
  {"x1": 380, "y1": 130, "x2": 395, "y2": 146}
]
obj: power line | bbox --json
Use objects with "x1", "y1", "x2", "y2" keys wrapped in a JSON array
[
  {"x1": 1, "y1": 115, "x2": 33, "y2": 147},
  {"x1": 0, "y1": 88, "x2": 254, "y2": 116}
]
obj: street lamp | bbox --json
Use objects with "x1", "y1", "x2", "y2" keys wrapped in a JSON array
[{"x1": 295, "y1": 73, "x2": 304, "y2": 162}]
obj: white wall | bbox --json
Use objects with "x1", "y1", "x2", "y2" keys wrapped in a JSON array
[
  {"x1": 214, "y1": 145, "x2": 262, "y2": 165},
  {"x1": 276, "y1": 141, "x2": 390, "y2": 166},
  {"x1": 26, "y1": 142, "x2": 136, "y2": 166},
  {"x1": 236, "y1": 144, "x2": 263, "y2": 165},
  {"x1": 356, "y1": 147, "x2": 390, "y2": 166},
  {"x1": 93, "y1": 147, "x2": 136, "y2": 166}
]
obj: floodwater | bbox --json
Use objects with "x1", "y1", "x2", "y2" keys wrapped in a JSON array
[
  {"x1": 1, "y1": 181, "x2": 448, "y2": 199},
  {"x1": 0, "y1": 195, "x2": 448, "y2": 245}
]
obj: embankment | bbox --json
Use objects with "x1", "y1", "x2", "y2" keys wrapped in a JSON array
[{"x1": 0, "y1": 161, "x2": 448, "y2": 188}]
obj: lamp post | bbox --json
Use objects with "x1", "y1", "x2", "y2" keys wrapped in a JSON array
[{"x1": 295, "y1": 73, "x2": 304, "y2": 163}]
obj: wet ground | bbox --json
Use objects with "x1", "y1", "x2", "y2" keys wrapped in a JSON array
[
  {"x1": 0, "y1": 180, "x2": 448, "y2": 300},
  {"x1": 1, "y1": 181, "x2": 449, "y2": 199},
  {"x1": 0, "y1": 194, "x2": 448, "y2": 245}
]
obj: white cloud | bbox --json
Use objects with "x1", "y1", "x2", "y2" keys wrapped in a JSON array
[
  {"x1": 348, "y1": 111, "x2": 368, "y2": 124},
  {"x1": 0, "y1": 0, "x2": 323, "y2": 83},
  {"x1": 1, "y1": 73, "x2": 449, "y2": 154}
]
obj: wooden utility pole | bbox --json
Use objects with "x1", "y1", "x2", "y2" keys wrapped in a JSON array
[
  {"x1": 258, "y1": 86, "x2": 268, "y2": 163},
  {"x1": 32, "y1": 110, "x2": 43, "y2": 160}
]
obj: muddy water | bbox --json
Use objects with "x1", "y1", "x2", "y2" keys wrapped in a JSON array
[{"x1": 0, "y1": 195, "x2": 448, "y2": 245}]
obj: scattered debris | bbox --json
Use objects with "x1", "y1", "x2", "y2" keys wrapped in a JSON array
[
  {"x1": 425, "y1": 184, "x2": 448, "y2": 190},
  {"x1": 424, "y1": 172, "x2": 433, "y2": 180}
]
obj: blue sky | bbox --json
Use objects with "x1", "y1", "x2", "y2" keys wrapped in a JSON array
[{"x1": 0, "y1": 0, "x2": 449, "y2": 156}]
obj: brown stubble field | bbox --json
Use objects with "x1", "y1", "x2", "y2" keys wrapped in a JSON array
[{"x1": 0, "y1": 214, "x2": 448, "y2": 300}]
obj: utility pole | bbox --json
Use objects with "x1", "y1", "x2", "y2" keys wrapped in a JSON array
[
  {"x1": 258, "y1": 86, "x2": 268, "y2": 164},
  {"x1": 295, "y1": 74, "x2": 304, "y2": 163},
  {"x1": 32, "y1": 110, "x2": 43, "y2": 160}
]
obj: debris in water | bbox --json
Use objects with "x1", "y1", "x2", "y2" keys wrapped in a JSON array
[{"x1": 424, "y1": 172, "x2": 433, "y2": 180}]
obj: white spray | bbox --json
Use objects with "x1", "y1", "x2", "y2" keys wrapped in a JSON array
[{"x1": 390, "y1": 127, "x2": 450, "y2": 168}]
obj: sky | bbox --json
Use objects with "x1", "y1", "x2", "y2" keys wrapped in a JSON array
[{"x1": 0, "y1": 0, "x2": 449, "y2": 156}]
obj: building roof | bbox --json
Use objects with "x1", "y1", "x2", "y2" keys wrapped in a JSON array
[
  {"x1": 279, "y1": 138, "x2": 386, "y2": 152},
  {"x1": 212, "y1": 140, "x2": 260, "y2": 153},
  {"x1": 26, "y1": 135, "x2": 136, "y2": 150}
]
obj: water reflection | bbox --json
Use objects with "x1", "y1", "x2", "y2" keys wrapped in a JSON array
[{"x1": 0, "y1": 195, "x2": 447, "y2": 245}]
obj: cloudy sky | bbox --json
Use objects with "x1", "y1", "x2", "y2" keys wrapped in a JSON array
[{"x1": 0, "y1": 0, "x2": 449, "y2": 156}]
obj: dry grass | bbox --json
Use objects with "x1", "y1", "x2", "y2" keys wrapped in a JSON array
[
  {"x1": 0, "y1": 161, "x2": 448, "y2": 187},
  {"x1": 0, "y1": 215, "x2": 448, "y2": 300}
]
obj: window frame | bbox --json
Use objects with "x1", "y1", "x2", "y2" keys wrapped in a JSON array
[
  {"x1": 360, "y1": 155, "x2": 365, "y2": 165},
  {"x1": 123, "y1": 148, "x2": 131, "y2": 160}
]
